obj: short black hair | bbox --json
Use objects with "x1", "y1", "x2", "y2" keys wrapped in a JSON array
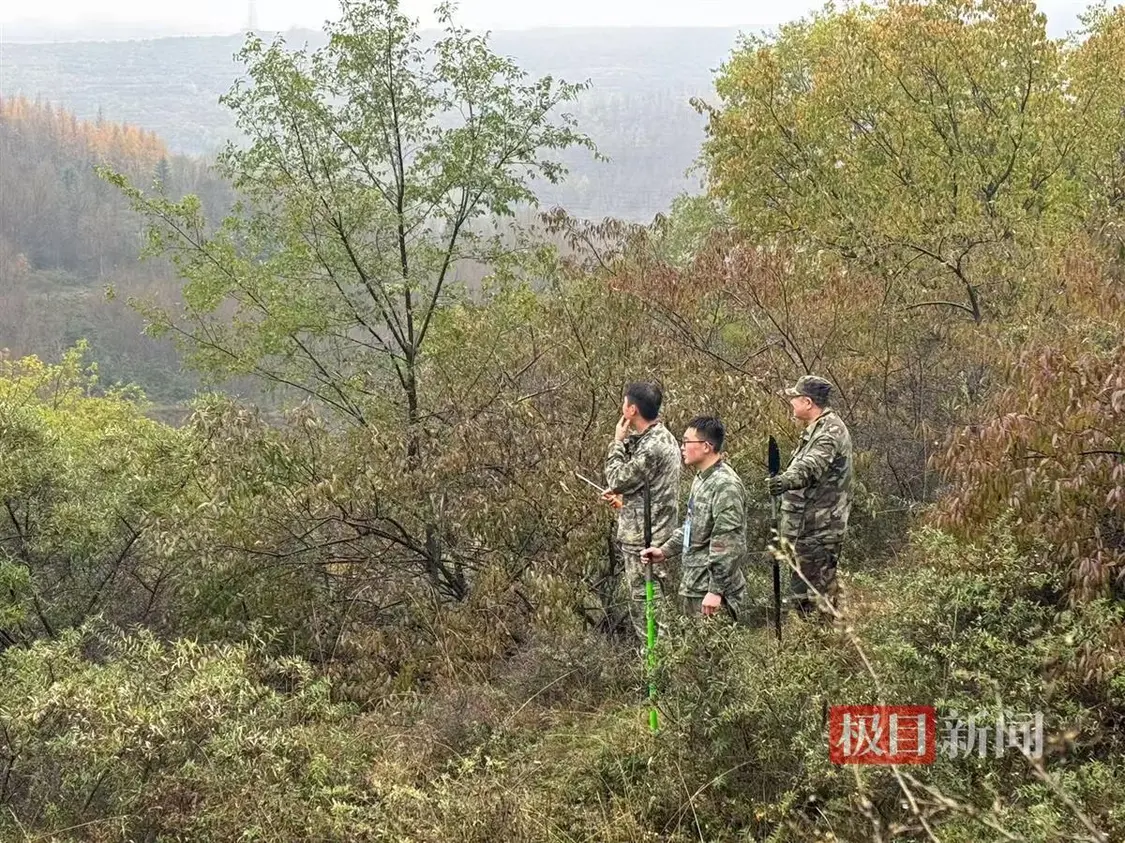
[
  {"x1": 808, "y1": 388, "x2": 830, "y2": 409},
  {"x1": 624, "y1": 381, "x2": 663, "y2": 421},
  {"x1": 685, "y1": 415, "x2": 724, "y2": 452}
]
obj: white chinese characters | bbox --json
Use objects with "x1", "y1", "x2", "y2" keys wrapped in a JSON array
[{"x1": 941, "y1": 711, "x2": 1044, "y2": 759}]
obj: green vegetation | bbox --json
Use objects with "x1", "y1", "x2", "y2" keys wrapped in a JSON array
[{"x1": 1, "y1": 1, "x2": 1123, "y2": 840}]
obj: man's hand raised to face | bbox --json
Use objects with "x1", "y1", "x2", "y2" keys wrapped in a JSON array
[{"x1": 615, "y1": 415, "x2": 632, "y2": 442}]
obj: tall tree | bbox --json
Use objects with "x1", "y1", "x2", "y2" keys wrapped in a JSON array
[
  {"x1": 108, "y1": 0, "x2": 592, "y2": 459},
  {"x1": 700, "y1": 0, "x2": 1096, "y2": 323},
  {"x1": 104, "y1": 0, "x2": 593, "y2": 602}
]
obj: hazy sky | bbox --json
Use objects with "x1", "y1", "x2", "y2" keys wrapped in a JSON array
[{"x1": 0, "y1": 0, "x2": 1090, "y2": 33}]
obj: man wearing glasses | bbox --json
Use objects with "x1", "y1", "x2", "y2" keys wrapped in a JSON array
[
  {"x1": 640, "y1": 416, "x2": 748, "y2": 620},
  {"x1": 604, "y1": 381, "x2": 682, "y2": 641},
  {"x1": 766, "y1": 375, "x2": 853, "y2": 617}
]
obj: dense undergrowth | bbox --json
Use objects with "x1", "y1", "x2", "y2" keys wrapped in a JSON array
[{"x1": 2, "y1": 523, "x2": 1122, "y2": 841}]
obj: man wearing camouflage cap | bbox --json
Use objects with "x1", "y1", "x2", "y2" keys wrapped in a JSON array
[{"x1": 767, "y1": 375, "x2": 854, "y2": 617}]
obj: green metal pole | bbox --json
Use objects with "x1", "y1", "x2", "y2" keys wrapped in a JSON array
[
  {"x1": 643, "y1": 482, "x2": 658, "y2": 732},
  {"x1": 645, "y1": 573, "x2": 658, "y2": 731}
]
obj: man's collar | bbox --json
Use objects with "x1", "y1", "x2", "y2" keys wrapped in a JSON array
[
  {"x1": 805, "y1": 408, "x2": 835, "y2": 432},
  {"x1": 697, "y1": 457, "x2": 723, "y2": 479}
]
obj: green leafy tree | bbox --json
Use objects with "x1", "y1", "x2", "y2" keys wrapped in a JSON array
[
  {"x1": 107, "y1": 0, "x2": 593, "y2": 457},
  {"x1": 100, "y1": 0, "x2": 597, "y2": 607},
  {"x1": 1068, "y1": 2, "x2": 1125, "y2": 255},
  {"x1": 700, "y1": 0, "x2": 1097, "y2": 323}
]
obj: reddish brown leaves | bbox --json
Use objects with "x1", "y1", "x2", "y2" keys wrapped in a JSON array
[{"x1": 931, "y1": 342, "x2": 1125, "y2": 602}]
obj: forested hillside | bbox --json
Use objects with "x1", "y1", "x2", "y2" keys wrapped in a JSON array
[
  {"x1": 1, "y1": 1, "x2": 1124, "y2": 841},
  {"x1": 1, "y1": 27, "x2": 740, "y2": 220},
  {"x1": 0, "y1": 96, "x2": 233, "y2": 401}
]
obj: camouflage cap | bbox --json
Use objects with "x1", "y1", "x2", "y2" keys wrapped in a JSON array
[{"x1": 781, "y1": 375, "x2": 832, "y2": 404}]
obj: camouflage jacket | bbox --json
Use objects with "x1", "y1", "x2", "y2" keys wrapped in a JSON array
[
  {"x1": 658, "y1": 460, "x2": 748, "y2": 599},
  {"x1": 604, "y1": 421, "x2": 682, "y2": 547},
  {"x1": 777, "y1": 409, "x2": 854, "y2": 543}
]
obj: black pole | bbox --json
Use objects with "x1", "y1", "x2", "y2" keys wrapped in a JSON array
[{"x1": 768, "y1": 435, "x2": 782, "y2": 642}]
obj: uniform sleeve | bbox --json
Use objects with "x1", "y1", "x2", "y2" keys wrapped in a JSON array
[
  {"x1": 779, "y1": 424, "x2": 839, "y2": 490},
  {"x1": 604, "y1": 437, "x2": 651, "y2": 495},
  {"x1": 706, "y1": 481, "x2": 745, "y2": 596},
  {"x1": 658, "y1": 526, "x2": 684, "y2": 561}
]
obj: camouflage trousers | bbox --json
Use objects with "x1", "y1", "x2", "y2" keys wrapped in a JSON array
[
  {"x1": 787, "y1": 537, "x2": 841, "y2": 616},
  {"x1": 617, "y1": 543, "x2": 673, "y2": 642}
]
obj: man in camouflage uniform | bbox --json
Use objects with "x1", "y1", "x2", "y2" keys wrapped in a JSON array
[
  {"x1": 604, "y1": 381, "x2": 682, "y2": 641},
  {"x1": 767, "y1": 375, "x2": 853, "y2": 617},
  {"x1": 642, "y1": 416, "x2": 747, "y2": 620}
]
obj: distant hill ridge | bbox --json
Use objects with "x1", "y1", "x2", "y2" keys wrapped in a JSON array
[{"x1": 1, "y1": 27, "x2": 753, "y2": 220}]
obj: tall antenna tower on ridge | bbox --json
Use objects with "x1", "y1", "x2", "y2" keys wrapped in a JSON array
[{"x1": 247, "y1": 0, "x2": 259, "y2": 32}]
